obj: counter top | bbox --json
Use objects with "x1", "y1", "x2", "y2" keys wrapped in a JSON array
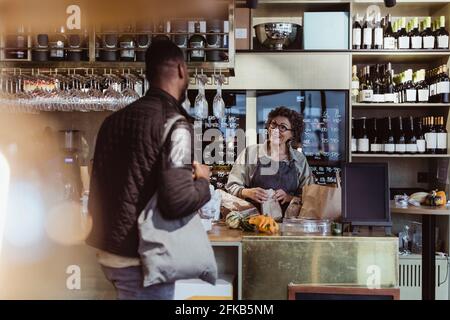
[{"x1": 208, "y1": 222, "x2": 396, "y2": 244}]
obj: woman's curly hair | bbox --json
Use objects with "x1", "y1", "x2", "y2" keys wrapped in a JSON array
[{"x1": 265, "y1": 106, "x2": 304, "y2": 149}]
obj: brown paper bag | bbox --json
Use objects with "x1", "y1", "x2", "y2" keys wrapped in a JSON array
[{"x1": 299, "y1": 175, "x2": 341, "y2": 221}]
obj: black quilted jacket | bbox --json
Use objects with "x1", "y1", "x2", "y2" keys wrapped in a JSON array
[{"x1": 86, "y1": 88, "x2": 211, "y2": 258}]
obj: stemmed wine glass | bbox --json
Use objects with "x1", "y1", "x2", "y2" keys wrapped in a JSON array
[
  {"x1": 213, "y1": 74, "x2": 226, "y2": 120},
  {"x1": 194, "y1": 74, "x2": 209, "y2": 120}
]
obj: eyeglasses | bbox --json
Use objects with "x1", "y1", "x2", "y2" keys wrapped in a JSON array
[{"x1": 269, "y1": 121, "x2": 293, "y2": 133}]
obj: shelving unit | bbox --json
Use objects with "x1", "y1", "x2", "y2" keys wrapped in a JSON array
[
  {"x1": 352, "y1": 153, "x2": 450, "y2": 158},
  {"x1": 353, "y1": 102, "x2": 450, "y2": 108}
]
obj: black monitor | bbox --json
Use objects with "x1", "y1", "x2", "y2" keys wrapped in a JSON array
[{"x1": 342, "y1": 163, "x2": 391, "y2": 227}]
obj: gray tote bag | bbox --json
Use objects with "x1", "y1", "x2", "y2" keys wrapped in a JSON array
[{"x1": 138, "y1": 115, "x2": 218, "y2": 287}]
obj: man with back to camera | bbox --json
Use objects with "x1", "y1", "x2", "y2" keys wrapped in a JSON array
[{"x1": 86, "y1": 40, "x2": 211, "y2": 300}]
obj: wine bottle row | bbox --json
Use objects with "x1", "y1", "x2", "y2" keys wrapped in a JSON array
[
  {"x1": 353, "y1": 13, "x2": 449, "y2": 50},
  {"x1": 352, "y1": 63, "x2": 450, "y2": 104},
  {"x1": 3, "y1": 20, "x2": 229, "y2": 63},
  {"x1": 352, "y1": 116, "x2": 448, "y2": 155}
]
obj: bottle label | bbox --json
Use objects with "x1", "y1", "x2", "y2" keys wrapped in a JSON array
[
  {"x1": 438, "y1": 35, "x2": 449, "y2": 49},
  {"x1": 363, "y1": 28, "x2": 372, "y2": 46},
  {"x1": 394, "y1": 92, "x2": 400, "y2": 104},
  {"x1": 373, "y1": 94, "x2": 385, "y2": 103},
  {"x1": 359, "y1": 90, "x2": 373, "y2": 102},
  {"x1": 406, "y1": 89, "x2": 417, "y2": 102},
  {"x1": 190, "y1": 41, "x2": 205, "y2": 58},
  {"x1": 423, "y1": 36, "x2": 435, "y2": 49},
  {"x1": 425, "y1": 132, "x2": 437, "y2": 149},
  {"x1": 395, "y1": 144, "x2": 406, "y2": 153},
  {"x1": 371, "y1": 144, "x2": 382, "y2": 152},
  {"x1": 437, "y1": 133, "x2": 448, "y2": 149},
  {"x1": 398, "y1": 36, "x2": 410, "y2": 49},
  {"x1": 357, "y1": 138, "x2": 370, "y2": 152},
  {"x1": 384, "y1": 143, "x2": 395, "y2": 153},
  {"x1": 384, "y1": 37, "x2": 396, "y2": 50},
  {"x1": 352, "y1": 80, "x2": 359, "y2": 90},
  {"x1": 384, "y1": 93, "x2": 395, "y2": 103},
  {"x1": 411, "y1": 36, "x2": 422, "y2": 49},
  {"x1": 374, "y1": 28, "x2": 383, "y2": 46},
  {"x1": 417, "y1": 139, "x2": 426, "y2": 153},
  {"x1": 406, "y1": 144, "x2": 418, "y2": 153},
  {"x1": 437, "y1": 81, "x2": 450, "y2": 94},
  {"x1": 352, "y1": 29, "x2": 361, "y2": 46},
  {"x1": 430, "y1": 83, "x2": 437, "y2": 97},
  {"x1": 50, "y1": 40, "x2": 64, "y2": 58},
  {"x1": 120, "y1": 42, "x2": 135, "y2": 58},
  {"x1": 351, "y1": 138, "x2": 357, "y2": 152},
  {"x1": 418, "y1": 89, "x2": 429, "y2": 102}
]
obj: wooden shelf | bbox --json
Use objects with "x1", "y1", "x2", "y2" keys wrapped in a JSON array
[
  {"x1": 390, "y1": 201, "x2": 450, "y2": 216},
  {"x1": 352, "y1": 153, "x2": 450, "y2": 158},
  {"x1": 352, "y1": 102, "x2": 450, "y2": 109},
  {"x1": 352, "y1": 50, "x2": 450, "y2": 64}
]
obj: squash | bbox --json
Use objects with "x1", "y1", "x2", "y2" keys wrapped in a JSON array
[
  {"x1": 225, "y1": 211, "x2": 241, "y2": 229},
  {"x1": 436, "y1": 191, "x2": 447, "y2": 206},
  {"x1": 248, "y1": 215, "x2": 279, "y2": 234}
]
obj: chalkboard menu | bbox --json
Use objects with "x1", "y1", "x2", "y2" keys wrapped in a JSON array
[
  {"x1": 188, "y1": 90, "x2": 246, "y2": 190},
  {"x1": 256, "y1": 90, "x2": 348, "y2": 185}
]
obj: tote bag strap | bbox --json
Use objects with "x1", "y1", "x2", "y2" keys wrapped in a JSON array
[{"x1": 160, "y1": 114, "x2": 186, "y2": 148}]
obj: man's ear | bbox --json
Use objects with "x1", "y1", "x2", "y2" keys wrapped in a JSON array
[{"x1": 178, "y1": 63, "x2": 186, "y2": 80}]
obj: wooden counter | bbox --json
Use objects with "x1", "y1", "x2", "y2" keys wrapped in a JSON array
[{"x1": 390, "y1": 200, "x2": 450, "y2": 216}]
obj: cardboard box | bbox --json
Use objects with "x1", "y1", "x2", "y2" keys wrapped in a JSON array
[
  {"x1": 174, "y1": 275, "x2": 234, "y2": 300},
  {"x1": 303, "y1": 12, "x2": 349, "y2": 50},
  {"x1": 235, "y1": 8, "x2": 251, "y2": 50}
]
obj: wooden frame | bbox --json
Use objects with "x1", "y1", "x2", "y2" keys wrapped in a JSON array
[{"x1": 288, "y1": 285, "x2": 400, "y2": 300}]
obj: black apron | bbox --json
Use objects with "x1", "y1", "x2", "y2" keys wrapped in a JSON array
[{"x1": 249, "y1": 158, "x2": 299, "y2": 216}]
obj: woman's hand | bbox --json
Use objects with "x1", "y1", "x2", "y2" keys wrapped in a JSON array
[
  {"x1": 274, "y1": 189, "x2": 293, "y2": 204},
  {"x1": 242, "y1": 188, "x2": 269, "y2": 204}
]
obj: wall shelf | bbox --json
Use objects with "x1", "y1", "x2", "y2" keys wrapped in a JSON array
[
  {"x1": 352, "y1": 153, "x2": 450, "y2": 158},
  {"x1": 352, "y1": 50, "x2": 450, "y2": 64},
  {"x1": 352, "y1": 103, "x2": 450, "y2": 109}
]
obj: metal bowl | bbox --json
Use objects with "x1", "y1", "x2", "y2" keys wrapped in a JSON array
[{"x1": 254, "y1": 22, "x2": 301, "y2": 50}]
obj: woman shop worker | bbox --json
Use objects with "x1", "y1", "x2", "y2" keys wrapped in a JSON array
[{"x1": 226, "y1": 106, "x2": 315, "y2": 214}]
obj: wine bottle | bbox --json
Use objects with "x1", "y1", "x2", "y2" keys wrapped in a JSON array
[
  {"x1": 384, "y1": 14, "x2": 396, "y2": 50},
  {"x1": 406, "y1": 116, "x2": 418, "y2": 154},
  {"x1": 353, "y1": 14, "x2": 362, "y2": 50},
  {"x1": 422, "y1": 17, "x2": 435, "y2": 49},
  {"x1": 362, "y1": 13, "x2": 373, "y2": 50},
  {"x1": 359, "y1": 66, "x2": 374, "y2": 103},
  {"x1": 357, "y1": 117, "x2": 370, "y2": 153},
  {"x1": 188, "y1": 22, "x2": 206, "y2": 62},
  {"x1": 395, "y1": 116, "x2": 406, "y2": 154},
  {"x1": 410, "y1": 17, "x2": 422, "y2": 49},
  {"x1": 416, "y1": 117, "x2": 426, "y2": 154},
  {"x1": 384, "y1": 63, "x2": 396, "y2": 103},
  {"x1": 384, "y1": 117, "x2": 396, "y2": 154},
  {"x1": 437, "y1": 16, "x2": 449, "y2": 49},
  {"x1": 119, "y1": 24, "x2": 136, "y2": 62},
  {"x1": 352, "y1": 65, "x2": 360, "y2": 103},
  {"x1": 416, "y1": 69, "x2": 429, "y2": 102},
  {"x1": 398, "y1": 17, "x2": 410, "y2": 49},
  {"x1": 373, "y1": 64, "x2": 384, "y2": 103},
  {"x1": 425, "y1": 116, "x2": 437, "y2": 154},
  {"x1": 436, "y1": 116, "x2": 448, "y2": 154},
  {"x1": 436, "y1": 64, "x2": 450, "y2": 103},
  {"x1": 370, "y1": 118, "x2": 382, "y2": 153},
  {"x1": 373, "y1": 13, "x2": 383, "y2": 49},
  {"x1": 351, "y1": 118, "x2": 357, "y2": 153},
  {"x1": 404, "y1": 69, "x2": 417, "y2": 103},
  {"x1": 49, "y1": 26, "x2": 66, "y2": 61}
]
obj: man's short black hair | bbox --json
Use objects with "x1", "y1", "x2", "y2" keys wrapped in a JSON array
[{"x1": 145, "y1": 40, "x2": 185, "y2": 82}]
